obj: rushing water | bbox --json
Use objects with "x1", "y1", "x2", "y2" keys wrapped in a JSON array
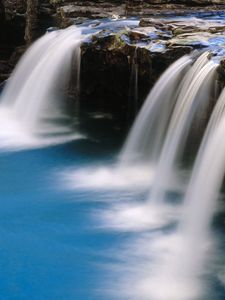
[
  {"x1": 120, "y1": 55, "x2": 192, "y2": 165},
  {"x1": 149, "y1": 53, "x2": 218, "y2": 204},
  {"x1": 0, "y1": 26, "x2": 83, "y2": 150},
  {"x1": 1, "y1": 20, "x2": 225, "y2": 300}
]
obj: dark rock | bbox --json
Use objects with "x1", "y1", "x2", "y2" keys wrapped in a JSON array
[
  {"x1": 80, "y1": 27, "x2": 192, "y2": 120},
  {"x1": 76, "y1": 15, "x2": 225, "y2": 120},
  {"x1": 0, "y1": 0, "x2": 56, "y2": 83},
  {"x1": 8, "y1": 45, "x2": 26, "y2": 67},
  {"x1": 24, "y1": 0, "x2": 39, "y2": 44},
  {"x1": 218, "y1": 58, "x2": 225, "y2": 88},
  {"x1": 0, "y1": 0, "x2": 5, "y2": 21}
]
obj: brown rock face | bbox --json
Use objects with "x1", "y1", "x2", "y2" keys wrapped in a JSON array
[{"x1": 24, "y1": 0, "x2": 38, "y2": 44}]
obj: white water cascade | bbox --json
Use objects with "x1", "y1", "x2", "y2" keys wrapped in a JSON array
[
  {"x1": 102, "y1": 53, "x2": 218, "y2": 231},
  {"x1": 55, "y1": 45, "x2": 225, "y2": 300},
  {"x1": 95, "y1": 53, "x2": 225, "y2": 300},
  {"x1": 149, "y1": 52, "x2": 218, "y2": 203},
  {"x1": 181, "y1": 86, "x2": 225, "y2": 245},
  {"x1": 141, "y1": 70, "x2": 225, "y2": 300},
  {"x1": 0, "y1": 25, "x2": 83, "y2": 150},
  {"x1": 120, "y1": 55, "x2": 192, "y2": 164}
]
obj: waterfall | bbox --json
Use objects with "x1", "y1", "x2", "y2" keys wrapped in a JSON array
[
  {"x1": 120, "y1": 55, "x2": 192, "y2": 165},
  {"x1": 173, "y1": 88, "x2": 225, "y2": 298},
  {"x1": 181, "y1": 86, "x2": 225, "y2": 240},
  {"x1": 168, "y1": 87, "x2": 225, "y2": 297},
  {"x1": 0, "y1": 25, "x2": 83, "y2": 149},
  {"x1": 149, "y1": 52, "x2": 218, "y2": 203},
  {"x1": 99, "y1": 53, "x2": 224, "y2": 300},
  {"x1": 143, "y1": 72, "x2": 225, "y2": 300}
]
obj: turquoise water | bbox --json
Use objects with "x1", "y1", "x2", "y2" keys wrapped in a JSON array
[
  {"x1": 1, "y1": 126, "x2": 225, "y2": 300},
  {"x1": 0, "y1": 120, "x2": 125, "y2": 300}
]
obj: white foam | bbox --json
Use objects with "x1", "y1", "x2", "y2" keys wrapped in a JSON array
[
  {"x1": 63, "y1": 164, "x2": 153, "y2": 191},
  {"x1": 99, "y1": 202, "x2": 180, "y2": 231},
  {"x1": 0, "y1": 107, "x2": 83, "y2": 151},
  {"x1": 0, "y1": 26, "x2": 83, "y2": 151},
  {"x1": 105, "y1": 231, "x2": 214, "y2": 300}
]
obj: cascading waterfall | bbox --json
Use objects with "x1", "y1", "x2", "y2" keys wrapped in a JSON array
[
  {"x1": 67, "y1": 55, "x2": 199, "y2": 194},
  {"x1": 0, "y1": 25, "x2": 83, "y2": 149},
  {"x1": 180, "y1": 86, "x2": 225, "y2": 246},
  {"x1": 99, "y1": 52, "x2": 225, "y2": 300},
  {"x1": 149, "y1": 52, "x2": 218, "y2": 203},
  {"x1": 168, "y1": 88, "x2": 225, "y2": 298},
  {"x1": 142, "y1": 70, "x2": 225, "y2": 300},
  {"x1": 103, "y1": 53, "x2": 218, "y2": 231},
  {"x1": 120, "y1": 55, "x2": 192, "y2": 165}
]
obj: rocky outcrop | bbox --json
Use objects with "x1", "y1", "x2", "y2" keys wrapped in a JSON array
[
  {"x1": 79, "y1": 16, "x2": 225, "y2": 118},
  {"x1": 53, "y1": 0, "x2": 225, "y2": 28},
  {"x1": 54, "y1": 1, "x2": 126, "y2": 27},
  {"x1": 1, "y1": 0, "x2": 225, "y2": 119}
]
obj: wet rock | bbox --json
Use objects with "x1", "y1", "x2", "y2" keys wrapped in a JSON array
[
  {"x1": 8, "y1": 45, "x2": 26, "y2": 67},
  {"x1": 78, "y1": 15, "x2": 225, "y2": 119},
  {"x1": 55, "y1": 1, "x2": 126, "y2": 27},
  {"x1": 0, "y1": 0, "x2": 55, "y2": 83},
  {"x1": 0, "y1": 60, "x2": 10, "y2": 82},
  {"x1": 218, "y1": 58, "x2": 225, "y2": 87},
  {"x1": 80, "y1": 27, "x2": 192, "y2": 119},
  {"x1": 168, "y1": 32, "x2": 214, "y2": 48},
  {"x1": 4, "y1": 0, "x2": 26, "y2": 18},
  {"x1": 52, "y1": 0, "x2": 225, "y2": 28},
  {"x1": 81, "y1": 33, "x2": 132, "y2": 115},
  {"x1": 140, "y1": 18, "x2": 168, "y2": 28},
  {"x1": 128, "y1": 27, "x2": 159, "y2": 41}
]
